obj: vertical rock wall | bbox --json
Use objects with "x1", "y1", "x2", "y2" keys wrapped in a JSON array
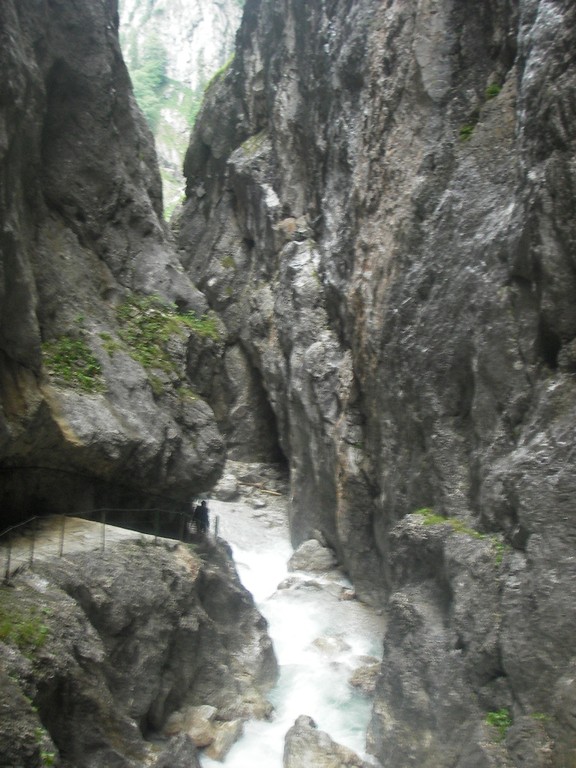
[
  {"x1": 177, "y1": 0, "x2": 576, "y2": 764},
  {"x1": 0, "y1": 0, "x2": 225, "y2": 524}
]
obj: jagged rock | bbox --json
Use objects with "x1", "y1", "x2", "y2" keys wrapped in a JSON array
[
  {"x1": 163, "y1": 704, "x2": 218, "y2": 747},
  {"x1": 177, "y1": 0, "x2": 576, "y2": 764},
  {"x1": 0, "y1": 664, "x2": 58, "y2": 768},
  {"x1": 204, "y1": 719, "x2": 244, "y2": 761},
  {"x1": 283, "y1": 715, "x2": 367, "y2": 768},
  {"x1": 150, "y1": 734, "x2": 201, "y2": 768},
  {"x1": 0, "y1": 0, "x2": 225, "y2": 526},
  {"x1": 288, "y1": 539, "x2": 338, "y2": 573},
  {"x1": 277, "y1": 577, "x2": 324, "y2": 592},
  {"x1": 212, "y1": 473, "x2": 241, "y2": 501},
  {"x1": 504, "y1": 717, "x2": 554, "y2": 768},
  {"x1": 310, "y1": 634, "x2": 351, "y2": 657},
  {"x1": 0, "y1": 537, "x2": 277, "y2": 767},
  {"x1": 348, "y1": 662, "x2": 381, "y2": 696}
]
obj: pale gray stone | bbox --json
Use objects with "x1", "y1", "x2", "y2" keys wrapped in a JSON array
[
  {"x1": 288, "y1": 540, "x2": 338, "y2": 573},
  {"x1": 283, "y1": 715, "x2": 368, "y2": 768}
]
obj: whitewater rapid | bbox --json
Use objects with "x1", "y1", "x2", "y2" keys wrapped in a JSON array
[{"x1": 202, "y1": 498, "x2": 385, "y2": 767}]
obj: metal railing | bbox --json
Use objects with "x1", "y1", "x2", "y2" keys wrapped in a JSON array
[{"x1": 0, "y1": 506, "x2": 219, "y2": 582}]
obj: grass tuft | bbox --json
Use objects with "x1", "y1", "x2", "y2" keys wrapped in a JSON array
[{"x1": 42, "y1": 337, "x2": 105, "y2": 393}]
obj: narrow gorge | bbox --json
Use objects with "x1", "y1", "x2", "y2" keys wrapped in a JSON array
[{"x1": 1, "y1": 0, "x2": 575, "y2": 767}]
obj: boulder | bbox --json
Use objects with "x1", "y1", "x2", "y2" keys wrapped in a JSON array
[
  {"x1": 204, "y1": 720, "x2": 244, "y2": 761},
  {"x1": 212, "y1": 474, "x2": 241, "y2": 501},
  {"x1": 283, "y1": 715, "x2": 368, "y2": 768},
  {"x1": 150, "y1": 734, "x2": 202, "y2": 768},
  {"x1": 163, "y1": 704, "x2": 218, "y2": 747},
  {"x1": 288, "y1": 540, "x2": 338, "y2": 574},
  {"x1": 348, "y1": 662, "x2": 381, "y2": 696},
  {"x1": 310, "y1": 634, "x2": 352, "y2": 657}
]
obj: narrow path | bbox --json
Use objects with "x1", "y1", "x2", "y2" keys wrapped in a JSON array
[{"x1": 0, "y1": 516, "x2": 159, "y2": 577}]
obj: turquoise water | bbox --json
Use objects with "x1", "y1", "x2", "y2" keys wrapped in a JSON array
[{"x1": 202, "y1": 500, "x2": 385, "y2": 768}]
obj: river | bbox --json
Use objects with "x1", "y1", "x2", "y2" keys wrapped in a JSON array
[{"x1": 202, "y1": 497, "x2": 385, "y2": 767}]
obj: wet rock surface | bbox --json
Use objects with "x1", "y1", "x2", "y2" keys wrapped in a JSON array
[
  {"x1": 0, "y1": 0, "x2": 225, "y2": 525},
  {"x1": 288, "y1": 539, "x2": 339, "y2": 574},
  {"x1": 1, "y1": 0, "x2": 575, "y2": 764},
  {"x1": 283, "y1": 715, "x2": 368, "y2": 768},
  {"x1": 0, "y1": 535, "x2": 277, "y2": 768},
  {"x1": 206, "y1": 482, "x2": 385, "y2": 768},
  {"x1": 177, "y1": 0, "x2": 576, "y2": 765}
]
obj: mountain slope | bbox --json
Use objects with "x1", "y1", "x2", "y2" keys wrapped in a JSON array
[{"x1": 119, "y1": 0, "x2": 243, "y2": 216}]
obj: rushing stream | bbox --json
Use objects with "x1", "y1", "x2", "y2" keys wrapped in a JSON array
[{"x1": 202, "y1": 498, "x2": 385, "y2": 767}]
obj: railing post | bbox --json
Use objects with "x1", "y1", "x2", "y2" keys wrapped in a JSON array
[
  {"x1": 101, "y1": 509, "x2": 106, "y2": 551},
  {"x1": 178, "y1": 511, "x2": 185, "y2": 543},
  {"x1": 59, "y1": 515, "x2": 66, "y2": 557},
  {"x1": 29, "y1": 518, "x2": 37, "y2": 567},
  {"x1": 214, "y1": 515, "x2": 219, "y2": 538},
  {"x1": 4, "y1": 538, "x2": 12, "y2": 582},
  {"x1": 154, "y1": 509, "x2": 160, "y2": 544}
]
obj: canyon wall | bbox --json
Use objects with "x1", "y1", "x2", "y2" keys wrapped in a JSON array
[
  {"x1": 1, "y1": 0, "x2": 575, "y2": 764},
  {"x1": 0, "y1": 537, "x2": 277, "y2": 767},
  {"x1": 177, "y1": 0, "x2": 576, "y2": 764},
  {"x1": 0, "y1": 0, "x2": 225, "y2": 525},
  {"x1": 118, "y1": 0, "x2": 243, "y2": 215}
]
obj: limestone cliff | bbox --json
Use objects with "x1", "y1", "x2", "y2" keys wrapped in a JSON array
[
  {"x1": 0, "y1": 536, "x2": 277, "y2": 768},
  {"x1": 0, "y1": 0, "x2": 225, "y2": 527},
  {"x1": 177, "y1": 0, "x2": 576, "y2": 765},
  {"x1": 118, "y1": 0, "x2": 243, "y2": 216}
]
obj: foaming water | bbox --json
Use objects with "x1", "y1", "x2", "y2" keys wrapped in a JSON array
[{"x1": 203, "y1": 500, "x2": 385, "y2": 768}]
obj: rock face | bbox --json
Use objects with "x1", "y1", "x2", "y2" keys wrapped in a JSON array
[
  {"x1": 176, "y1": 0, "x2": 576, "y2": 765},
  {"x1": 283, "y1": 715, "x2": 368, "y2": 768},
  {"x1": 120, "y1": 0, "x2": 241, "y2": 92},
  {"x1": 0, "y1": 0, "x2": 225, "y2": 527},
  {"x1": 0, "y1": 537, "x2": 278, "y2": 768},
  {"x1": 118, "y1": 0, "x2": 243, "y2": 215},
  {"x1": 287, "y1": 538, "x2": 338, "y2": 574}
]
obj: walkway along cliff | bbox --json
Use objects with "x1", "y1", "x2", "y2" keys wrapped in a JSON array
[{"x1": 175, "y1": 0, "x2": 576, "y2": 765}]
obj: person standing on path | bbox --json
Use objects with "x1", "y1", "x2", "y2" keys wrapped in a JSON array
[{"x1": 195, "y1": 500, "x2": 210, "y2": 535}]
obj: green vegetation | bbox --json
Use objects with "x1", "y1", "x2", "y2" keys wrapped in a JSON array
[
  {"x1": 493, "y1": 537, "x2": 507, "y2": 565},
  {"x1": 459, "y1": 84, "x2": 501, "y2": 142},
  {"x1": 221, "y1": 255, "x2": 237, "y2": 270},
  {"x1": 177, "y1": 385, "x2": 198, "y2": 402},
  {"x1": 42, "y1": 336, "x2": 105, "y2": 393},
  {"x1": 0, "y1": 596, "x2": 50, "y2": 657},
  {"x1": 486, "y1": 708, "x2": 512, "y2": 741},
  {"x1": 35, "y1": 727, "x2": 56, "y2": 767},
  {"x1": 414, "y1": 507, "x2": 447, "y2": 525},
  {"x1": 129, "y1": 33, "x2": 169, "y2": 131},
  {"x1": 485, "y1": 83, "x2": 502, "y2": 99},
  {"x1": 240, "y1": 130, "x2": 269, "y2": 157},
  {"x1": 413, "y1": 508, "x2": 510, "y2": 561},
  {"x1": 99, "y1": 332, "x2": 122, "y2": 356},
  {"x1": 116, "y1": 293, "x2": 219, "y2": 378},
  {"x1": 204, "y1": 55, "x2": 234, "y2": 94},
  {"x1": 530, "y1": 712, "x2": 551, "y2": 723},
  {"x1": 413, "y1": 508, "x2": 483, "y2": 537},
  {"x1": 459, "y1": 123, "x2": 476, "y2": 141}
]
